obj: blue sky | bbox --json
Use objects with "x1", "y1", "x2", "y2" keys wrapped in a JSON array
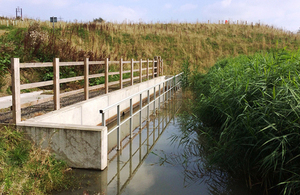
[{"x1": 0, "y1": 0, "x2": 299, "y2": 32}]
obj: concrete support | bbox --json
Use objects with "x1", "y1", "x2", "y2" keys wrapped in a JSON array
[
  {"x1": 11, "y1": 58, "x2": 21, "y2": 124},
  {"x1": 18, "y1": 122, "x2": 108, "y2": 170}
]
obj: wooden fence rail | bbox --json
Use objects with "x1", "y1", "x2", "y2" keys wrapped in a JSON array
[{"x1": 11, "y1": 57, "x2": 163, "y2": 124}]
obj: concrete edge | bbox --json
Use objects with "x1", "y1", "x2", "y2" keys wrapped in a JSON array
[
  {"x1": 17, "y1": 121, "x2": 106, "y2": 132},
  {"x1": 25, "y1": 76, "x2": 166, "y2": 123}
]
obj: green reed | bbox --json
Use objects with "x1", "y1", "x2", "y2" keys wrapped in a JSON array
[{"x1": 181, "y1": 49, "x2": 300, "y2": 194}]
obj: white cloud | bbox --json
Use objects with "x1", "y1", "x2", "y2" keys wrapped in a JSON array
[
  {"x1": 178, "y1": 3, "x2": 198, "y2": 12},
  {"x1": 221, "y1": 0, "x2": 232, "y2": 7},
  {"x1": 164, "y1": 4, "x2": 172, "y2": 9},
  {"x1": 72, "y1": 3, "x2": 146, "y2": 22},
  {"x1": 202, "y1": 0, "x2": 300, "y2": 32}
]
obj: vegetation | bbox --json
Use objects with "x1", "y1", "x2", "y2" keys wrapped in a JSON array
[
  {"x1": 0, "y1": 125, "x2": 72, "y2": 194},
  {"x1": 1, "y1": 18, "x2": 300, "y2": 94},
  {"x1": 1, "y1": 17, "x2": 300, "y2": 194},
  {"x1": 180, "y1": 49, "x2": 300, "y2": 194}
]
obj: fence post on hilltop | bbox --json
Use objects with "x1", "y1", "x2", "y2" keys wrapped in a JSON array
[
  {"x1": 119, "y1": 58, "x2": 123, "y2": 89},
  {"x1": 84, "y1": 58, "x2": 89, "y2": 100},
  {"x1": 147, "y1": 59, "x2": 149, "y2": 80},
  {"x1": 105, "y1": 58, "x2": 109, "y2": 94},
  {"x1": 131, "y1": 59, "x2": 134, "y2": 86},
  {"x1": 139, "y1": 59, "x2": 142, "y2": 82},
  {"x1": 11, "y1": 58, "x2": 21, "y2": 124},
  {"x1": 53, "y1": 58, "x2": 60, "y2": 110}
]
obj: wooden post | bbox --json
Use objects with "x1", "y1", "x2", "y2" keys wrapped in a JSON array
[
  {"x1": 131, "y1": 59, "x2": 134, "y2": 86},
  {"x1": 11, "y1": 58, "x2": 21, "y2": 124},
  {"x1": 105, "y1": 58, "x2": 109, "y2": 94},
  {"x1": 161, "y1": 59, "x2": 163, "y2": 76},
  {"x1": 139, "y1": 59, "x2": 142, "y2": 83},
  {"x1": 53, "y1": 58, "x2": 60, "y2": 110},
  {"x1": 157, "y1": 57, "x2": 160, "y2": 76},
  {"x1": 152, "y1": 58, "x2": 155, "y2": 78},
  {"x1": 146, "y1": 59, "x2": 149, "y2": 80},
  {"x1": 119, "y1": 58, "x2": 123, "y2": 89},
  {"x1": 84, "y1": 58, "x2": 89, "y2": 100}
]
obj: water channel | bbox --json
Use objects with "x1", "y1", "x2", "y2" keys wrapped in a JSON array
[{"x1": 53, "y1": 90, "x2": 258, "y2": 195}]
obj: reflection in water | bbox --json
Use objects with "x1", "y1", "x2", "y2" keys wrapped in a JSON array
[
  {"x1": 107, "y1": 92, "x2": 181, "y2": 195},
  {"x1": 53, "y1": 90, "x2": 257, "y2": 195}
]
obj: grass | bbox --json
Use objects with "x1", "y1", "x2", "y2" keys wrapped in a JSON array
[
  {"x1": 0, "y1": 125, "x2": 72, "y2": 194},
  {"x1": 180, "y1": 49, "x2": 300, "y2": 194},
  {"x1": 0, "y1": 19, "x2": 299, "y2": 72}
]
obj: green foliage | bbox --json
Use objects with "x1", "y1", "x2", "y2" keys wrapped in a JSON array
[
  {"x1": 0, "y1": 126, "x2": 72, "y2": 194},
  {"x1": 93, "y1": 17, "x2": 105, "y2": 23},
  {"x1": 181, "y1": 49, "x2": 300, "y2": 194},
  {"x1": 180, "y1": 59, "x2": 190, "y2": 88}
]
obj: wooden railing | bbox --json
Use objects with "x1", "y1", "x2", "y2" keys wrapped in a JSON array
[{"x1": 11, "y1": 57, "x2": 163, "y2": 124}]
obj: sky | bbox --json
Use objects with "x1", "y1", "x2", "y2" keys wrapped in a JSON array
[{"x1": 0, "y1": 0, "x2": 299, "y2": 32}]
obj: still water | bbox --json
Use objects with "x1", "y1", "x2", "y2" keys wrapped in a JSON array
[{"x1": 54, "y1": 91, "x2": 257, "y2": 195}]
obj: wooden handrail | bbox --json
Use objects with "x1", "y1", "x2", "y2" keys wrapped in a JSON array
[{"x1": 11, "y1": 57, "x2": 163, "y2": 124}]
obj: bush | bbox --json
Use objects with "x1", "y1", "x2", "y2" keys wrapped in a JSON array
[{"x1": 184, "y1": 49, "x2": 300, "y2": 194}]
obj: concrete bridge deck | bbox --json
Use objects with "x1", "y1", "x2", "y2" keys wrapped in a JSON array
[{"x1": 16, "y1": 76, "x2": 175, "y2": 170}]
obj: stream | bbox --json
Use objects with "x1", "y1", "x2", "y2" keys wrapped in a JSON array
[{"x1": 53, "y1": 90, "x2": 258, "y2": 195}]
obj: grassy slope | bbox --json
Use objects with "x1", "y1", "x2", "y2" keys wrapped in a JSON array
[
  {"x1": 1, "y1": 19, "x2": 300, "y2": 83},
  {"x1": 0, "y1": 125, "x2": 72, "y2": 194},
  {"x1": 1, "y1": 19, "x2": 300, "y2": 194}
]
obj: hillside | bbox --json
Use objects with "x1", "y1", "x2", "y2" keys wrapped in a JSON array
[{"x1": 1, "y1": 18, "x2": 300, "y2": 95}]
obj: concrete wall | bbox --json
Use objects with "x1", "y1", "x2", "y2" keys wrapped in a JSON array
[
  {"x1": 17, "y1": 122, "x2": 107, "y2": 170},
  {"x1": 17, "y1": 76, "x2": 169, "y2": 170},
  {"x1": 25, "y1": 76, "x2": 166, "y2": 126}
]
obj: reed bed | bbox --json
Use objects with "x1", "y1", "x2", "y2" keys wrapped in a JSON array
[{"x1": 181, "y1": 49, "x2": 300, "y2": 194}]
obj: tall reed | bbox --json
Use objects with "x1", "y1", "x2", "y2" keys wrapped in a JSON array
[{"x1": 181, "y1": 49, "x2": 300, "y2": 194}]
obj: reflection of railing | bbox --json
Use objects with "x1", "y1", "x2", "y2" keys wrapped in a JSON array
[
  {"x1": 99, "y1": 73, "x2": 182, "y2": 151},
  {"x1": 11, "y1": 57, "x2": 163, "y2": 123},
  {"x1": 107, "y1": 91, "x2": 182, "y2": 194}
]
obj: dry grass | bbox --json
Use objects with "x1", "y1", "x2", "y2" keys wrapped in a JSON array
[{"x1": 1, "y1": 18, "x2": 300, "y2": 94}]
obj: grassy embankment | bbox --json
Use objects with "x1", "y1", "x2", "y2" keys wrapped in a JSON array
[
  {"x1": 180, "y1": 49, "x2": 300, "y2": 195},
  {"x1": 1, "y1": 18, "x2": 300, "y2": 95},
  {"x1": 1, "y1": 18, "x2": 300, "y2": 194},
  {"x1": 0, "y1": 125, "x2": 72, "y2": 194}
]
